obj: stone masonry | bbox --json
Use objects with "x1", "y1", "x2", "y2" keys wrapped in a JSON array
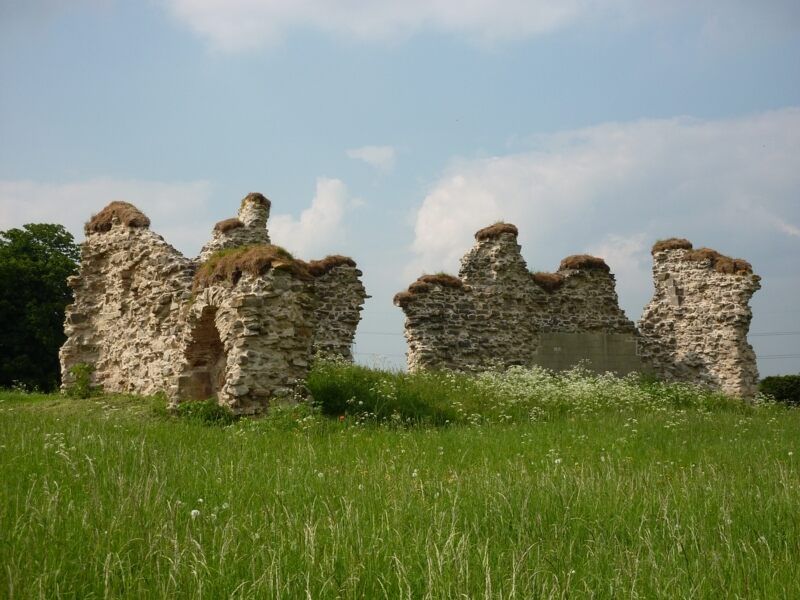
[
  {"x1": 395, "y1": 224, "x2": 638, "y2": 374},
  {"x1": 395, "y1": 225, "x2": 760, "y2": 397},
  {"x1": 638, "y1": 239, "x2": 760, "y2": 397},
  {"x1": 60, "y1": 194, "x2": 367, "y2": 414}
]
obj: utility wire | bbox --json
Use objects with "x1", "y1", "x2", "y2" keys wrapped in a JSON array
[
  {"x1": 750, "y1": 332, "x2": 800, "y2": 337},
  {"x1": 358, "y1": 330, "x2": 800, "y2": 338}
]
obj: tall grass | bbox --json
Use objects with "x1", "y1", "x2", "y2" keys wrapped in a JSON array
[{"x1": 1, "y1": 364, "x2": 799, "y2": 598}]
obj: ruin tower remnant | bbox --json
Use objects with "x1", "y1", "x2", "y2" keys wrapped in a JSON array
[
  {"x1": 60, "y1": 194, "x2": 367, "y2": 415},
  {"x1": 638, "y1": 239, "x2": 760, "y2": 397},
  {"x1": 198, "y1": 193, "x2": 272, "y2": 261},
  {"x1": 395, "y1": 226, "x2": 761, "y2": 397}
]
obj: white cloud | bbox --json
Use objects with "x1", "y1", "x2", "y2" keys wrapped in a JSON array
[
  {"x1": 408, "y1": 107, "x2": 800, "y2": 317},
  {"x1": 166, "y1": 0, "x2": 588, "y2": 51},
  {"x1": 346, "y1": 146, "x2": 396, "y2": 172},
  {"x1": 0, "y1": 178, "x2": 214, "y2": 256},
  {"x1": 0, "y1": 176, "x2": 363, "y2": 260},
  {"x1": 269, "y1": 178, "x2": 358, "y2": 258},
  {"x1": 165, "y1": 0, "x2": 800, "y2": 52}
]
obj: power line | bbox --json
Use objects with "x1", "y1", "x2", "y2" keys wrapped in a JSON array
[
  {"x1": 751, "y1": 332, "x2": 800, "y2": 337},
  {"x1": 358, "y1": 330, "x2": 800, "y2": 338}
]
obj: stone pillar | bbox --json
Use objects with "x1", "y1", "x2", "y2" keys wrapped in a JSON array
[
  {"x1": 638, "y1": 239, "x2": 761, "y2": 397},
  {"x1": 239, "y1": 193, "x2": 271, "y2": 229}
]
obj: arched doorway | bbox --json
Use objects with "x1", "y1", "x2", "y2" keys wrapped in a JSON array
[{"x1": 182, "y1": 306, "x2": 227, "y2": 400}]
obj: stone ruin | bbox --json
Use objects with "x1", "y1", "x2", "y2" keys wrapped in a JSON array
[
  {"x1": 395, "y1": 224, "x2": 761, "y2": 397},
  {"x1": 59, "y1": 194, "x2": 367, "y2": 415},
  {"x1": 638, "y1": 239, "x2": 760, "y2": 397}
]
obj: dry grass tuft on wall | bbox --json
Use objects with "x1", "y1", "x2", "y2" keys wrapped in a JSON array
[
  {"x1": 475, "y1": 222, "x2": 519, "y2": 241},
  {"x1": 558, "y1": 254, "x2": 610, "y2": 272},
  {"x1": 393, "y1": 273, "x2": 464, "y2": 307},
  {"x1": 241, "y1": 192, "x2": 271, "y2": 209},
  {"x1": 531, "y1": 271, "x2": 565, "y2": 292},
  {"x1": 214, "y1": 218, "x2": 245, "y2": 233},
  {"x1": 194, "y1": 245, "x2": 311, "y2": 290},
  {"x1": 306, "y1": 255, "x2": 357, "y2": 277},
  {"x1": 85, "y1": 202, "x2": 151, "y2": 234},
  {"x1": 417, "y1": 273, "x2": 464, "y2": 288},
  {"x1": 684, "y1": 248, "x2": 753, "y2": 275},
  {"x1": 651, "y1": 238, "x2": 693, "y2": 254},
  {"x1": 393, "y1": 291, "x2": 415, "y2": 307}
]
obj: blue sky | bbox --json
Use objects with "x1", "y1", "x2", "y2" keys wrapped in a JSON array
[{"x1": 1, "y1": 0, "x2": 799, "y2": 375}]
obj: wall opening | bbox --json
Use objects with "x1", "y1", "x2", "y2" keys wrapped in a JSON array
[{"x1": 182, "y1": 307, "x2": 226, "y2": 400}]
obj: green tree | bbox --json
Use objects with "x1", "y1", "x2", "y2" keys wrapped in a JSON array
[{"x1": 0, "y1": 224, "x2": 80, "y2": 391}]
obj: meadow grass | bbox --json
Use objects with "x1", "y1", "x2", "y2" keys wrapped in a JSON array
[{"x1": 1, "y1": 365, "x2": 799, "y2": 598}]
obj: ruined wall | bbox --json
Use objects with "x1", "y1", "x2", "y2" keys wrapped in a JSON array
[
  {"x1": 198, "y1": 193, "x2": 271, "y2": 261},
  {"x1": 178, "y1": 270, "x2": 316, "y2": 415},
  {"x1": 61, "y1": 195, "x2": 367, "y2": 414},
  {"x1": 60, "y1": 209, "x2": 195, "y2": 396},
  {"x1": 308, "y1": 260, "x2": 368, "y2": 360},
  {"x1": 396, "y1": 226, "x2": 761, "y2": 397},
  {"x1": 638, "y1": 240, "x2": 760, "y2": 397},
  {"x1": 395, "y1": 224, "x2": 639, "y2": 374}
]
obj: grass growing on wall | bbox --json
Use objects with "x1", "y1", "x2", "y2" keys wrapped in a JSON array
[{"x1": 1, "y1": 365, "x2": 799, "y2": 598}]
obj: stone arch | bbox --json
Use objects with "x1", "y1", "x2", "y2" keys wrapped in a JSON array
[{"x1": 179, "y1": 305, "x2": 228, "y2": 401}]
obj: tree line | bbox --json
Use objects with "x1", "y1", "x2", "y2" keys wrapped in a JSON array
[{"x1": 0, "y1": 224, "x2": 79, "y2": 391}]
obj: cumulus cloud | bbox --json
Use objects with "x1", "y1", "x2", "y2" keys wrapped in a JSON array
[
  {"x1": 269, "y1": 178, "x2": 359, "y2": 258},
  {"x1": 346, "y1": 146, "x2": 396, "y2": 172},
  {"x1": 164, "y1": 0, "x2": 800, "y2": 52},
  {"x1": 408, "y1": 108, "x2": 800, "y2": 317},
  {"x1": 0, "y1": 178, "x2": 213, "y2": 255}
]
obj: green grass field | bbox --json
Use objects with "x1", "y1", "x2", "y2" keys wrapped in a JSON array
[{"x1": 2, "y1": 364, "x2": 799, "y2": 598}]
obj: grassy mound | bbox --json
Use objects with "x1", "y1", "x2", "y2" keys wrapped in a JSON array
[{"x1": 308, "y1": 359, "x2": 750, "y2": 425}]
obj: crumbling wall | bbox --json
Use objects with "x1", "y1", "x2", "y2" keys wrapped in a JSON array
[
  {"x1": 638, "y1": 239, "x2": 760, "y2": 397},
  {"x1": 60, "y1": 205, "x2": 195, "y2": 396},
  {"x1": 396, "y1": 226, "x2": 761, "y2": 397},
  {"x1": 61, "y1": 195, "x2": 367, "y2": 414},
  {"x1": 395, "y1": 224, "x2": 639, "y2": 374},
  {"x1": 307, "y1": 257, "x2": 369, "y2": 359},
  {"x1": 198, "y1": 193, "x2": 272, "y2": 261},
  {"x1": 179, "y1": 269, "x2": 316, "y2": 415}
]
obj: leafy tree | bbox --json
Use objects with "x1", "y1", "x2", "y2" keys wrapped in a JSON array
[
  {"x1": 0, "y1": 224, "x2": 80, "y2": 391},
  {"x1": 760, "y1": 375, "x2": 800, "y2": 406}
]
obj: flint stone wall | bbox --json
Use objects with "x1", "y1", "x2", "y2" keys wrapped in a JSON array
[
  {"x1": 638, "y1": 247, "x2": 760, "y2": 397},
  {"x1": 396, "y1": 226, "x2": 760, "y2": 397},
  {"x1": 311, "y1": 265, "x2": 367, "y2": 360},
  {"x1": 60, "y1": 194, "x2": 366, "y2": 414},
  {"x1": 396, "y1": 230, "x2": 640, "y2": 374}
]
